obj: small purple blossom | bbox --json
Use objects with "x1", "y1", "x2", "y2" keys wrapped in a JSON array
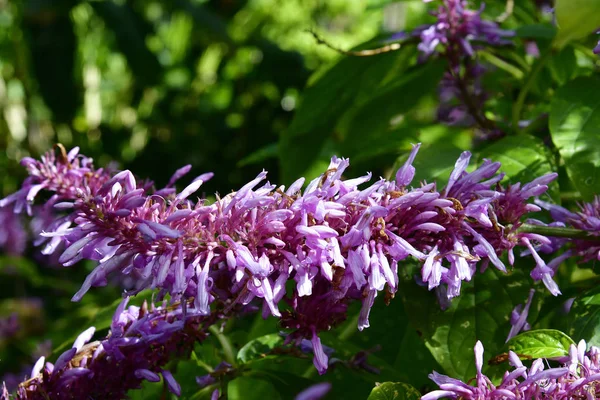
[{"x1": 506, "y1": 288, "x2": 535, "y2": 342}]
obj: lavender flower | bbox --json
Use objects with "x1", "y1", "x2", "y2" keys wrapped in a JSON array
[
  {"x1": 4, "y1": 298, "x2": 216, "y2": 399},
  {"x1": 1, "y1": 144, "x2": 558, "y2": 375},
  {"x1": 0, "y1": 206, "x2": 27, "y2": 256},
  {"x1": 422, "y1": 339, "x2": 600, "y2": 399},
  {"x1": 506, "y1": 288, "x2": 535, "y2": 342},
  {"x1": 295, "y1": 382, "x2": 331, "y2": 400}
]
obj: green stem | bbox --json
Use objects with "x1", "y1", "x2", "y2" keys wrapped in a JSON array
[
  {"x1": 518, "y1": 223, "x2": 600, "y2": 241},
  {"x1": 511, "y1": 49, "x2": 553, "y2": 134},
  {"x1": 209, "y1": 325, "x2": 237, "y2": 366}
]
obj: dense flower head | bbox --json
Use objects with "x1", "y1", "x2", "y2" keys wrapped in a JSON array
[
  {"x1": 3, "y1": 298, "x2": 216, "y2": 400},
  {"x1": 0, "y1": 144, "x2": 559, "y2": 376},
  {"x1": 422, "y1": 339, "x2": 600, "y2": 399}
]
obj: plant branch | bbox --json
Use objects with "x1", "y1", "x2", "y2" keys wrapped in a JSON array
[
  {"x1": 511, "y1": 49, "x2": 553, "y2": 134},
  {"x1": 307, "y1": 29, "x2": 404, "y2": 57},
  {"x1": 518, "y1": 223, "x2": 600, "y2": 241}
]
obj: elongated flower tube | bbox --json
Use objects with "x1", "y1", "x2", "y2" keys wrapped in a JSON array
[
  {"x1": 422, "y1": 339, "x2": 600, "y2": 399},
  {"x1": 1, "y1": 144, "x2": 558, "y2": 374},
  {"x1": 2, "y1": 298, "x2": 216, "y2": 400}
]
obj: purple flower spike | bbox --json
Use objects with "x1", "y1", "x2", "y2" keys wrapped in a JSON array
[{"x1": 1, "y1": 144, "x2": 563, "y2": 381}]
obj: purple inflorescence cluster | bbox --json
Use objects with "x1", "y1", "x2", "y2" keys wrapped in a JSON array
[
  {"x1": 422, "y1": 340, "x2": 600, "y2": 399},
  {"x1": 0, "y1": 144, "x2": 560, "y2": 384},
  {"x1": 2, "y1": 298, "x2": 215, "y2": 400}
]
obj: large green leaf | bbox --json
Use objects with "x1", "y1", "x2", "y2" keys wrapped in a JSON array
[
  {"x1": 279, "y1": 44, "x2": 416, "y2": 182},
  {"x1": 507, "y1": 329, "x2": 575, "y2": 358},
  {"x1": 338, "y1": 61, "x2": 445, "y2": 161},
  {"x1": 569, "y1": 286, "x2": 600, "y2": 347},
  {"x1": 554, "y1": 0, "x2": 600, "y2": 48},
  {"x1": 367, "y1": 382, "x2": 421, "y2": 400},
  {"x1": 400, "y1": 264, "x2": 533, "y2": 381},
  {"x1": 237, "y1": 333, "x2": 284, "y2": 364},
  {"x1": 478, "y1": 133, "x2": 558, "y2": 198},
  {"x1": 549, "y1": 76, "x2": 600, "y2": 200}
]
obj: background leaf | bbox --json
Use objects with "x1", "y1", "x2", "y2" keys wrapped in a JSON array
[
  {"x1": 569, "y1": 286, "x2": 600, "y2": 347},
  {"x1": 400, "y1": 263, "x2": 535, "y2": 382},
  {"x1": 549, "y1": 76, "x2": 600, "y2": 200},
  {"x1": 367, "y1": 382, "x2": 422, "y2": 400}
]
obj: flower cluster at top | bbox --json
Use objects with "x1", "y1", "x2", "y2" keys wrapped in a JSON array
[
  {"x1": 0, "y1": 144, "x2": 560, "y2": 379},
  {"x1": 1, "y1": 298, "x2": 216, "y2": 400},
  {"x1": 418, "y1": 0, "x2": 513, "y2": 59},
  {"x1": 406, "y1": 0, "x2": 514, "y2": 134},
  {"x1": 422, "y1": 340, "x2": 600, "y2": 399}
]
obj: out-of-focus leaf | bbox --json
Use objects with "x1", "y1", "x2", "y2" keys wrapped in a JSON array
[
  {"x1": 548, "y1": 46, "x2": 577, "y2": 86},
  {"x1": 400, "y1": 262, "x2": 534, "y2": 381},
  {"x1": 237, "y1": 143, "x2": 278, "y2": 167},
  {"x1": 23, "y1": 4, "x2": 79, "y2": 123},
  {"x1": 549, "y1": 76, "x2": 600, "y2": 200},
  {"x1": 406, "y1": 141, "x2": 465, "y2": 185},
  {"x1": 478, "y1": 133, "x2": 558, "y2": 198},
  {"x1": 507, "y1": 329, "x2": 575, "y2": 358},
  {"x1": 90, "y1": 2, "x2": 161, "y2": 86},
  {"x1": 237, "y1": 333, "x2": 284, "y2": 364},
  {"x1": 339, "y1": 61, "x2": 445, "y2": 161},
  {"x1": 0, "y1": 255, "x2": 43, "y2": 286},
  {"x1": 515, "y1": 24, "x2": 557, "y2": 39},
  {"x1": 228, "y1": 376, "x2": 281, "y2": 400},
  {"x1": 554, "y1": 0, "x2": 600, "y2": 48},
  {"x1": 279, "y1": 45, "x2": 415, "y2": 182},
  {"x1": 367, "y1": 382, "x2": 421, "y2": 400},
  {"x1": 569, "y1": 286, "x2": 600, "y2": 347}
]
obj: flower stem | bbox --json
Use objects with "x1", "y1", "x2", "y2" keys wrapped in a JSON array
[
  {"x1": 518, "y1": 223, "x2": 600, "y2": 241},
  {"x1": 209, "y1": 325, "x2": 237, "y2": 366},
  {"x1": 511, "y1": 48, "x2": 553, "y2": 134}
]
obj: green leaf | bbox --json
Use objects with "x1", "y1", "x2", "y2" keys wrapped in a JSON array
[
  {"x1": 569, "y1": 286, "x2": 600, "y2": 347},
  {"x1": 237, "y1": 143, "x2": 279, "y2": 167},
  {"x1": 478, "y1": 133, "x2": 557, "y2": 198},
  {"x1": 400, "y1": 263, "x2": 534, "y2": 381},
  {"x1": 515, "y1": 24, "x2": 557, "y2": 40},
  {"x1": 228, "y1": 377, "x2": 281, "y2": 400},
  {"x1": 339, "y1": 61, "x2": 445, "y2": 161},
  {"x1": 279, "y1": 45, "x2": 416, "y2": 182},
  {"x1": 237, "y1": 333, "x2": 284, "y2": 364},
  {"x1": 507, "y1": 329, "x2": 575, "y2": 358},
  {"x1": 367, "y1": 382, "x2": 421, "y2": 400},
  {"x1": 549, "y1": 76, "x2": 600, "y2": 200},
  {"x1": 554, "y1": 0, "x2": 600, "y2": 48},
  {"x1": 90, "y1": 2, "x2": 161, "y2": 87}
]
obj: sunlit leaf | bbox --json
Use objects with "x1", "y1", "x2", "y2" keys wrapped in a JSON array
[
  {"x1": 367, "y1": 382, "x2": 421, "y2": 400},
  {"x1": 507, "y1": 329, "x2": 575, "y2": 358},
  {"x1": 549, "y1": 76, "x2": 600, "y2": 200}
]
